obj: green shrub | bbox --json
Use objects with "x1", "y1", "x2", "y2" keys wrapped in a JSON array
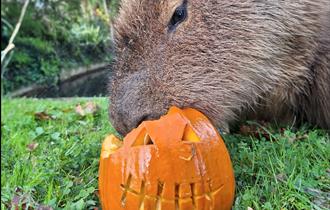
[
  {"x1": 69, "y1": 23, "x2": 103, "y2": 46},
  {"x1": 1, "y1": 0, "x2": 119, "y2": 95},
  {"x1": 11, "y1": 51, "x2": 33, "y2": 66},
  {"x1": 16, "y1": 37, "x2": 55, "y2": 55}
]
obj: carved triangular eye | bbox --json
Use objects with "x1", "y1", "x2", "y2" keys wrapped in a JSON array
[
  {"x1": 143, "y1": 133, "x2": 153, "y2": 145},
  {"x1": 183, "y1": 125, "x2": 200, "y2": 142},
  {"x1": 132, "y1": 128, "x2": 154, "y2": 146}
]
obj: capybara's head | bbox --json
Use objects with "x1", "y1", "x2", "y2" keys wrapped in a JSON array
[{"x1": 109, "y1": 0, "x2": 326, "y2": 135}]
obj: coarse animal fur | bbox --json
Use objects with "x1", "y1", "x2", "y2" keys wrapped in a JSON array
[{"x1": 109, "y1": 0, "x2": 330, "y2": 135}]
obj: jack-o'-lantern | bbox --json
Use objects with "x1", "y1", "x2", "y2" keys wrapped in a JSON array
[{"x1": 99, "y1": 107, "x2": 235, "y2": 210}]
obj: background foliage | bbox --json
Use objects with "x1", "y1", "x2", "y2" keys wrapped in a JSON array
[{"x1": 1, "y1": 0, "x2": 119, "y2": 94}]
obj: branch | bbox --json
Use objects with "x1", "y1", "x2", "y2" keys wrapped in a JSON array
[{"x1": 1, "y1": 0, "x2": 30, "y2": 63}]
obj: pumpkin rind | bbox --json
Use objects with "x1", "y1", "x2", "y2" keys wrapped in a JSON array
[{"x1": 99, "y1": 106, "x2": 235, "y2": 210}]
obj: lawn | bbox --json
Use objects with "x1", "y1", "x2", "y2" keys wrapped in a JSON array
[{"x1": 1, "y1": 98, "x2": 329, "y2": 210}]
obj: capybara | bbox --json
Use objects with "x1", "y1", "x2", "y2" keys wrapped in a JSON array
[{"x1": 109, "y1": 0, "x2": 330, "y2": 135}]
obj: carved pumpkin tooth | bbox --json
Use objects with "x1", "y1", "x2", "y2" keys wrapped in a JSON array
[
  {"x1": 190, "y1": 183, "x2": 196, "y2": 209},
  {"x1": 175, "y1": 183, "x2": 180, "y2": 209},
  {"x1": 138, "y1": 180, "x2": 146, "y2": 210},
  {"x1": 155, "y1": 181, "x2": 164, "y2": 210},
  {"x1": 120, "y1": 174, "x2": 132, "y2": 207}
]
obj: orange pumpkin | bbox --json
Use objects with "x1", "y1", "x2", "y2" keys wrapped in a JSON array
[{"x1": 99, "y1": 107, "x2": 235, "y2": 210}]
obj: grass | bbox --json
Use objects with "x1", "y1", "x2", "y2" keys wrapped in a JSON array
[{"x1": 1, "y1": 98, "x2": 329, "y2": 210}]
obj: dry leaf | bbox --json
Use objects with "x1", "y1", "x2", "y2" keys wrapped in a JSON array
[
  {"x1": 275, "y1": 173, "x2": 287, "y2": 182},
  {"x1": 11, "y1": 195, "x2": 28, "y2": 210},
  {"x1": 239, "y1": 124, "x2": 271, "y2": 140},
  {"x1": 326, "y1": 168, "x2": 330, "y2": 177},
  {"x1": 73, "y1": 177, "x2": 83, "y2": 184},
  {"x1": 288, "y1": 134, "x2": 308, "y2": 143},
  {"x1": 84, "y1": 101, "x2": 100, "y2": 114},
  {"x1": 37, "y1": 205, "x2": 53, "y2": 210},
  {"x1": 75, "y1": 104, "x2": 85, "y2": 116},
  {"x1": 239, "y1": 125, "x2": 256, "y2": 136},
  {"x1": 34, "y1": 112, "x2": 52, "y2": 121},
  {"x1": 10, "y1": 188, "x2": 30, "y2": 210},
  {"x1": 61, "y1": 108, "x2": 72, "y2": 113},
  {"x1": 94, "y1": 189, "x2": 100, "y2": 198},
  {"x1": 75, "y1": 102, "x2": 100, "y2": 116},
  {"x1": 27, "y1": 142, "x2": 39, "y2": 152},
  {"x1": 10, "y1": 188, "x2": 53, "y2": 210}
]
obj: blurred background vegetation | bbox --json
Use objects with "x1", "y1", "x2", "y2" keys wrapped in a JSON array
[{"x1": 1, "y1": 0, "x2": 119, "y2": 97}]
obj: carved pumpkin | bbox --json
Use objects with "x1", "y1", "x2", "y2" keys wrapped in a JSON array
[{"x1": 99, "y1": 107, "x2": 235, "y2": 210}]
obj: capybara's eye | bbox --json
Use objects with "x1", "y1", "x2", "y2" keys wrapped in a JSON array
[{"x1": 168, "y1": 1, "x2": 187, "y2": 31}]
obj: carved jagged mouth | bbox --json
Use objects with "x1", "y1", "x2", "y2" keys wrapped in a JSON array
[{"x1": 120, "y1": 174, "x2": 224, "y2": 210}]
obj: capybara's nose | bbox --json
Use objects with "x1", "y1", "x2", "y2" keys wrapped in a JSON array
[
  {"x1": 109, "y1": 106, "x2": 157, "y2": 136},
  {"x1": 109, "y1": 108, "x2": 127, "y2": 136}
]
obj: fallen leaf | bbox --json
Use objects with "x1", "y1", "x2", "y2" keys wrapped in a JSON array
[
  {"x1": 84, "y1": 101, "x2": 100, "y2": 115},
  {"x1": 61, "y1": 108, "x2": 72, "y2": 113},
  {"x1": 94, "y1": 190, "x2": 100, "y2": 198},
  {"x1": 11, "y1": 194, "x2": 28, "y2": 210},
  {"x1": 239, "y1": 121, "x2": 289, "y2": 141},
  {"x1": 27, "y1": 142, "x2": 39, "y2": 152},
  {"x1": 74, "y1": 177, "x2": 83, "y2": 184},
  {"x1": 75, "y1": 104, "x2": 85, "y2": 116},
  {"x1": 10, "y1": 188, "x2": 31, "y2": 210},
  {"x1": 275, "y1": 173, "x2": 287, "y2": 182},
  {"x1": 75, "y1": 102, "x2": 100, "y2": 117},
  {"x1": 288, "y1": 133, "x2": 308, "y2": 143},
  {"x1": 37, "y1": 205, "x2": 53, "y2": 210},
  {"x1": 239, "y1": 125, "x2": 256, "y2": 136},
  {"x1": 239, "y1": 124, "x2": 271, "y2": 140},
  {"x1": 10, "y1": 188, "x2": 53, "y2": 210},
  {"x1": 34, "y1": 112, "x2": 52, "y2": 121}
]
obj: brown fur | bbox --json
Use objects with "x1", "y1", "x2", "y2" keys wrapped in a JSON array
[{"x1": 109, "y1": 0, "x2": 330, "y2": 135}]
